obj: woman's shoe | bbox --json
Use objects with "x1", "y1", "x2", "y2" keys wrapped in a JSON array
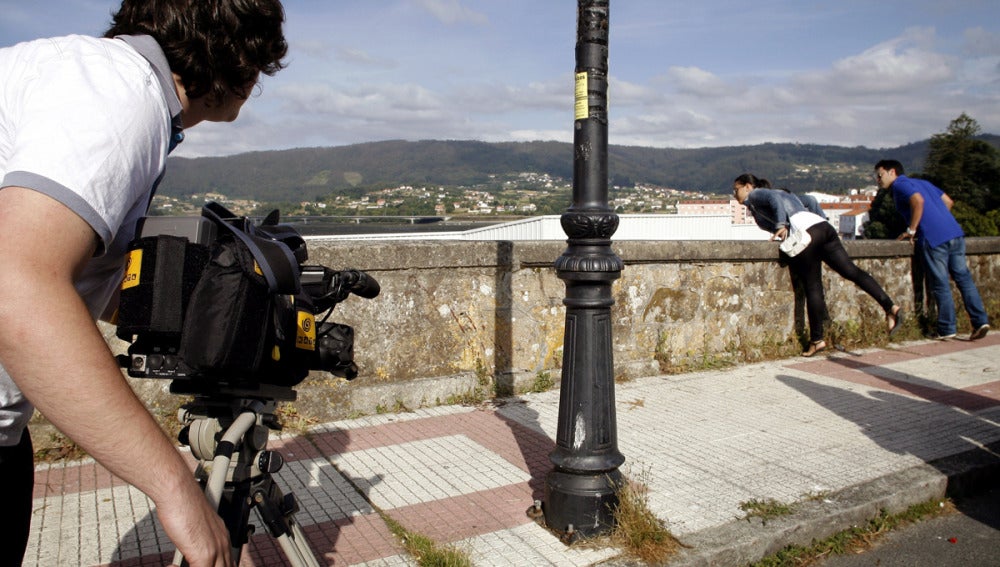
[
  {"x1": 802, "y1": 340, "x2": 827, "y2": 357},
  {"x1": 887, "y1": 306, "x2": 904, "y2": 337}
]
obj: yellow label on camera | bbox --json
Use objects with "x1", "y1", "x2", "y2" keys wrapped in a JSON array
[
  {"x1": 122, "y1": 249, "x2": 142, "y2": 290},
  {"x1": 296, "y1": 311, "x2": 316, "y2": 351}
]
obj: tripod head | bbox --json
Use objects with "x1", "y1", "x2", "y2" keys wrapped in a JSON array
[
  {"x1": 174, "y1": 379, "x2": 298, "y2": 493},
  {"x1": 170, "y1": 383, "x2": 320, "y2": 567}
]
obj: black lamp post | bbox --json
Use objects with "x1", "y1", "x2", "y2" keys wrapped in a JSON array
[{"x1": 542, "y1": 0, "x2": 624, "y2": 540}]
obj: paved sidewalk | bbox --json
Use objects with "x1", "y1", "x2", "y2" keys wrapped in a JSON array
[{"x1": 26, "y1": 335, "x2": 1000, "y2": 566}]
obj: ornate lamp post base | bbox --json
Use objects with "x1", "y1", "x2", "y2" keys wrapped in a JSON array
[
  {"x1": 543, "y1": 204, "x2": 625, "y2": 539},
  {"x1": 545, "y1": 468, "x2": 623, "y2": 539}
]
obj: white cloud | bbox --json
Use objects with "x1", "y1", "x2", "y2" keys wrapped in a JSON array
[
  {"x1": 667, "y1": 66, "x2": 729, "y2": 98},
  {"x1": 415, "y1": 0, "x2": 489, "y2": 26},
  {"x1": 796, "y1": 28, "x2": 955, "y2": 98},
  {"x1": 278, "y1": 82, "x2": 447, "y2": 119},
  {"x1": 142, "y1": 5, "x2": 1000, "y2": 156},
  {"x1": 291, "y1": 40, "x2": 332, "y2": 60},
  {"x1": 452, "y1": 78, "x2": 569, "y2": 113},
  {"x1": 334, "y1": 47, "x2": 399, "y2": 69},
  {"x1": 609, "y1": 78, "x2": 661, "y2": 108}
]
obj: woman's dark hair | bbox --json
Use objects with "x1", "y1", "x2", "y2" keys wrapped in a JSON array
[
  {"x1": 734, "y1": 173, "x2": 772, "y2": 188},
  {"x1": 105, "y1": 0, "x2": 288, "y2": 105}
]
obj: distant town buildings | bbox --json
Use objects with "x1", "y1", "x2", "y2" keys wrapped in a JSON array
[
  {"x1": 149, "y1": 173, "x2": 883, "y2": 241},
  {"x1": 677, "y1": 186, "x2": 877, "y2": 240}
]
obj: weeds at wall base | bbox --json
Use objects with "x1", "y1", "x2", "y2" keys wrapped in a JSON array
[
  {"x1": 749, "y1": 498, "x2": 953, "y2": 567},
  {"x1": 739, "y1": 498, "x2": 795, "y2": 525}
]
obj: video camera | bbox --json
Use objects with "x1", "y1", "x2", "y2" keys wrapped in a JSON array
[{"x1": 115, "y1": 202, "x2": 379, "y2": 393}]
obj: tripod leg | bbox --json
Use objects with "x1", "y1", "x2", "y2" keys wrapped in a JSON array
[
  {"x1": 253, "y1": 478, "x2": 322, "y2": 567},
  {"x1": 173, "y1": 480, "x2": 254, "y2": 567},
  {"x1": 275, "y1": 530, "x2": 321, "y2": 567},
  {"x1": 286, "y1": 518, "x2": 322, "y2": 567},
  {"x1": 174, "y1": 409, "x2": 260, "y2": 566},
  {"x1": 218, "y1": 482, "x2": 255, "y2": 565}
]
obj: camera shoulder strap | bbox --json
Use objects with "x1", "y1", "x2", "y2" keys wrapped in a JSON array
[{"x1": 202, "y1": 202, "x2": 300, "y2": 294}]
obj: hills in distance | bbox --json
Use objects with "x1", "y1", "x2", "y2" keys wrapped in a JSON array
[{"x1": 158, "y1": 135, "x2": 1000, "y2": 203}]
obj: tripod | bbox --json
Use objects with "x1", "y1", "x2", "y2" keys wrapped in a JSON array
[{"x1": 169, "y1": 380, "x2": 321, "y2": 567}]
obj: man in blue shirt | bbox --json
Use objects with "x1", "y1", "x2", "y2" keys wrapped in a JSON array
[{"x1": 875, "y1": 160, "x2": 990, "y2": 340}]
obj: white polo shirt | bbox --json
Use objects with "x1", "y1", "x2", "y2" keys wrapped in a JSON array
[{"x1": 0, "y1": 34, "x2": 183, "y2": 445}]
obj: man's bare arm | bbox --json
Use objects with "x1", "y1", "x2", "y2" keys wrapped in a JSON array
[
  {"x1": 0, "y1": 187, "x2": 232, "y2": 567},
  {"x1": 941, "y1": 192, "x2": 954, "y2": 211}
]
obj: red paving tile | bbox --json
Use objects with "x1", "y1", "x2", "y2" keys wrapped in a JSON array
[{"x1": 789, "y1": 336, "x2": 1000, "y2": 412}]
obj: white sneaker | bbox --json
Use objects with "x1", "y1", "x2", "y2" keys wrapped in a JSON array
[
  {"x1": 932, "y1": 333, "x2": 957, "y2": 341},
  {"x1": 970, "y1": 324, "x2": 990, "y2": 341}
]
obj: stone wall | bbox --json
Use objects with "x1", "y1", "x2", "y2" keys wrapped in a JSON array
[{"x1": 109, "y1": 237, "x2": 1000, "y2": 423}]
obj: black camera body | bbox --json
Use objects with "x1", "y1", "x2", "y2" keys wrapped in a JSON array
[{"x1": 115, "y1": 203, "x2": 378, "y2": 390}]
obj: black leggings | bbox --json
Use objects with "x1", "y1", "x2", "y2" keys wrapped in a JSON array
[
  {"x1": 0, "y1": 429, "x2": 33, "y2": 567},
  {"x1": 787, "y1": 222, "x2": 895, "y2": 343}
]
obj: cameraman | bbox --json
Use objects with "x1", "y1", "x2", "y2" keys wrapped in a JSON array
[{"x1": 0, "y1": 1, "x2": 287, "y2": 565}]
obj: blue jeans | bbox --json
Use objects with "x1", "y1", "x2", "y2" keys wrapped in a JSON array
[{"x1": 921, "y1": 237, "x2": 989, "y2": 335}]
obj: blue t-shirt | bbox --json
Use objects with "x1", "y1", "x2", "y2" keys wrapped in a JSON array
[{"x1": 890, "y1": 175, "x2": 963, "y2": 248}]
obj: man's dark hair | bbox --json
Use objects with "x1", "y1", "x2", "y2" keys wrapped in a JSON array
[
  {"x1": 105, "y1": 0, "x2": 288, "y2": 105},
  {"x1": 875, "y1": 159, "x2": 905, "y2": 175}
]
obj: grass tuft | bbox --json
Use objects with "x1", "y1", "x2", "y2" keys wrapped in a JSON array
[
  {"x1": 740, "y1": 498, "x2": 795, "y2": 525},
  {"x1": 609, "y1": 470, "x2": 683, "y2": 563},
  {"x1": 381, "y1": 513, "x2": 472, "y2": 567}
]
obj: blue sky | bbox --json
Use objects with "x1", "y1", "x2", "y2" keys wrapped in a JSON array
[{"x1": 2, "y1": 0, "x2": 999, "y2": 158}]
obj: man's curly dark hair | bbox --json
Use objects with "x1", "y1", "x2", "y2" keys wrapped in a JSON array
[{"x1": 105, "y1": 0, "x2": 288, "y2": 105}]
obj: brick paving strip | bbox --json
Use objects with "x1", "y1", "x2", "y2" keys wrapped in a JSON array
[{"x1": 29, "y1": 405, "x2": 578, "y2": 566}]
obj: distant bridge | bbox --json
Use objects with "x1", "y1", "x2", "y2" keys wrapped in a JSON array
[
  {"x1": 306, "y1": 214, "x2": 775, "y2": 241},
  {"x1": 276, "y1": 215, "x2": 451, "y2": 225}
]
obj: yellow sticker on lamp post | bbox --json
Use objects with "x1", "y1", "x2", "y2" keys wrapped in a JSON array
[
  {"x1": 122, "y1": 249, "x2": 142, "y2": 290},
  {"x1": 575, "y1": 72, "x2": 588, "y2": 120}
]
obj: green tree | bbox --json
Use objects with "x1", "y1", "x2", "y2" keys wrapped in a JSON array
[
  {"x1": 862, "y1": 187, "x2": 905, "y2": 239},
  {"x1": 923, "y1": 113, "x2": 1000, "y2": 234},
  {"x1": 865, "y1": 113, "x2": 1000, "y2": 237},
  {"x1": 952, "y1": 201, "x2": 999, "y2": 236}
]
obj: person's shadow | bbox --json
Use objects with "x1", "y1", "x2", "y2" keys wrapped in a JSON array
[{"x1": 778, "y1": 367, "x2": 1000, "y2": 531}]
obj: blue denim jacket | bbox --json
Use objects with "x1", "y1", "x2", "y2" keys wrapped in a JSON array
[{"x1": 743, "y1": 188, "x2": 807, "y2": 233}]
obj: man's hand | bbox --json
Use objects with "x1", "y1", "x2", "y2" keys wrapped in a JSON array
[
  {"x1": 159, "y1": 481, "x2": 234, "y2": 567},
  {"x1": 772, "y1": 226, "x2": 788, "y2": 241}
]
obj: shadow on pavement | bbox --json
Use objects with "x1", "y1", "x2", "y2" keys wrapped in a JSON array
[
  {"x1": 777, "y1": 372, "x2": 1000, "y2": 532},
  {"x1": 109, "y1": 422, "x2": 384, "y2": 567}
]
